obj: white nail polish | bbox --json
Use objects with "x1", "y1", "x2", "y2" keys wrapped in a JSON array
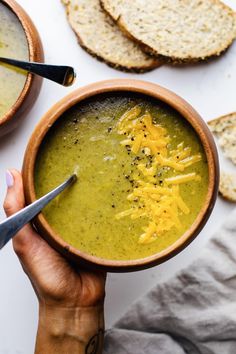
[{"x1": 6, "y1": 170, "x2": 14, "y2": 188}]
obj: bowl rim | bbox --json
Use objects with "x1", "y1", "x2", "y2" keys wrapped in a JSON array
[
  {"x1": 0, "y1": 0, "x2": 43, "y2": 128},
  {"x1": 22, "y1": 79, "x2": 219, "y2": 272}
]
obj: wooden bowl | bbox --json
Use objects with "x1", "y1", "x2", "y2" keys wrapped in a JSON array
[
  {"x1": 22, "y1": 79, "x2": 219, "y2": 272},
  {"x1": 0, "y1": 0, "x2": 44, "y2": 137}
]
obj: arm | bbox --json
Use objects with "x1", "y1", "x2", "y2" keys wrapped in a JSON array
[{"x1": 4, "y1": 169, "x2": 106, "y2": 354}]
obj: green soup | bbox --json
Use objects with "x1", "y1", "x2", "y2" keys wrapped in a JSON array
[
  {"x1": 35, "y1": 94, "x2": 209, "y2": 261},
  {"x1": 0, "y1": 2, "x2": 28, "y2": 118}
]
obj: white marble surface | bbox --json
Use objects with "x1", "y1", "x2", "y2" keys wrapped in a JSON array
[{"x1": 0, "y1": 0, "x2": 236, "y2": 352}]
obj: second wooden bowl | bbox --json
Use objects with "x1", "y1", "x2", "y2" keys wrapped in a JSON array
[{"x1": 0, "y1": 0, "x2": 44, "y2": 137}]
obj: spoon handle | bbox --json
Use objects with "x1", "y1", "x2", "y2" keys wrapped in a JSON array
[
  {"x1": 0, "y1": 174, "x2": 77, "y2": 250},
  {"x1": 0, "y1": 57, "x2": 76, "y2": 86}
]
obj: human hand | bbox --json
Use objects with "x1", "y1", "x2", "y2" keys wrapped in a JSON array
[{"x1": 4, "y1": 169, "x2": 106, "y2": 353}]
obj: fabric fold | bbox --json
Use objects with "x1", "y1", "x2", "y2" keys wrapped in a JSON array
[{"x1": 104, "y1": 208, "x2": 236, "y2": 354}]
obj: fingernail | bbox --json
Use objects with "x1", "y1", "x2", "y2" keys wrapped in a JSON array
[{"x1": 6, "y1": 170, "x2": 14, "y2": 188}]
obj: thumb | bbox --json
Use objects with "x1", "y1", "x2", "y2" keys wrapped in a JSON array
[
  {"x1": 4, "y1": 169, "x2": 25, "y2": 216},
  {"x1": 3, "y1": 169, "x2": 65, "y2": 290},
  {"x1": 3, "y1": 169, "x2": 42, "y2": 259}
]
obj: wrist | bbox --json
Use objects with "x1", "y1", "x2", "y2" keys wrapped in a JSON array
[
  {"x1": 36, "y1": 304, "x2": 104, "y2": 354},
  {"x1": 39, "y1": 303, "x2": 104, "y2": 337}
]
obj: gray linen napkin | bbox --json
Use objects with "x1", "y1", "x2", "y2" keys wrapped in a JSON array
[{"x1": 104, "y1": 208, "x2": 236, "y2": 354}]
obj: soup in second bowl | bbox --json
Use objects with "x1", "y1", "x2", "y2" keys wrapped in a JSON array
[
  {"x1": 34, "y1": 94, "x2": 209, "y2": 261},
  {"x1": 0, "y1": 2, "x2": 28, "y2": 118}
]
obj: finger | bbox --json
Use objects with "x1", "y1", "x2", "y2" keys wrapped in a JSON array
[{"x1": 3, "y1": 169, "x2": 42, "y2": 258}]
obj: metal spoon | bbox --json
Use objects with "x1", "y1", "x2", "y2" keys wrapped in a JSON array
[
  {"x1": 0, "y1": 57, "x2": 76, "y2": 86},
  {"x1": 0, "y1": 174, "x2": 77, "y2": 250}
]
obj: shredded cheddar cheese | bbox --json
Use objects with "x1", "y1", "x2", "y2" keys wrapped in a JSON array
[
  {"x1": 115, "y1": 106, "x2": 202, "y2": 244},
  {"x1": 165, "y1": 173, "x2": 201, "y2": 185}
]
